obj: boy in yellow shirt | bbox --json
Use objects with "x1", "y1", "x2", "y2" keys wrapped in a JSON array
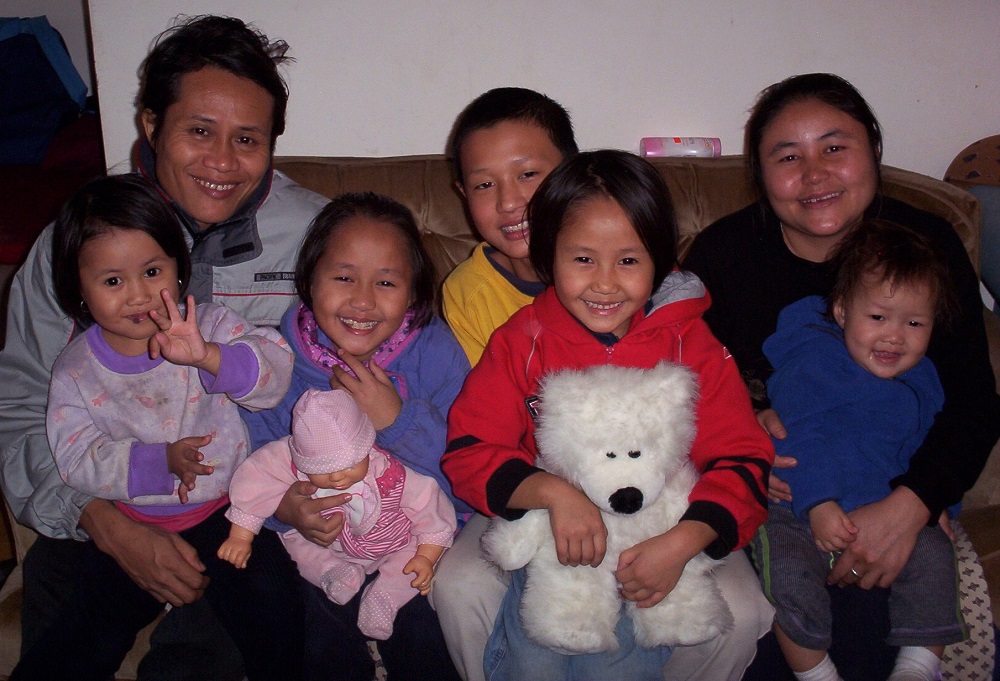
[{"x1": 441, "y1": 87, "x2": 576, "y2": 365}]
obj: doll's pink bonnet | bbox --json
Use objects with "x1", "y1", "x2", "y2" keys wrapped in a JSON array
[{"x1": 289, "y1": 388, "x2": 376, "y2": 474}]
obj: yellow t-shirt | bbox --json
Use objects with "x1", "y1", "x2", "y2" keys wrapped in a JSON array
[{"x1": 441, "y1": 243, "x2": 538, "y2": 366}]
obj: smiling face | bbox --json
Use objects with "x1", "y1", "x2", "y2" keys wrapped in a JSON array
[
  {"x1": 833, "y1": 273, "x2": 935, "y2": 379},
  {"x1": 142, "y1": 67, "x2": 274, "y2": 231},
  {"x1": 552, "y1": 196, "x2": 655, "y2": 339},
  {"x1": 307, "y1": 456, "x2": 371, "y2": 491},
  {"x1": 309, "y1": 217, "x2": 414, "y2": 363},
  {"x1": 458, "y1": 120, "x2": 565, "y2": 282},
  {"x1": 78, "y1": 228, "x2": 180, "y2": 356},
  {"x1": 759, "y1": 98, "x2": 879, "y2": 262}
]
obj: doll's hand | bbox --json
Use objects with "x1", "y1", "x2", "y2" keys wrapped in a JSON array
[
  {"x1": 275, "y1": 480, "x2": 349, "y2": 547},
  {"x1": 218, "y1": 536, "x2": 252, "y2": 569},
  {"x1": 756, "y1": 408, "x2": 796, "y2": 503},
  {"x1": 403, "y1": 555, "x2": 436, "y2": 595},
  {"x1": 149, "y1": 292, "x2": 220, "y2": 373},
  {"x1": 616, "y1": 520, "x2": 715, "y2": 608},
  {"x1": 167, "y1": 434, "x2": 214, "y2": 503},
  {"x1": 547, "y1": 480, "x2": 607, "y2": 568},
  {"x1": 330, "y1": 351, "x2": 402, "y2": 430},
  {"x1": 808, "y1": 501, "x2": 858, "y2": 552}
]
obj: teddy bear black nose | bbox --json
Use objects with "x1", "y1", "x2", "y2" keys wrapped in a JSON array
[{"x1": 609, "y1": 487, "x2": 643, "y2": 514}]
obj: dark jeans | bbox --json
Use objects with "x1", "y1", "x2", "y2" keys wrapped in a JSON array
[
  {"x1": 742, "y1": 583, "x2": 896, "y2": 681},
  {"x1": 302, "y1": 572, "x2": 461, "y2": 681},
  {"x1": 14, "y1": 506, "x2": 304, "y2": 681}
]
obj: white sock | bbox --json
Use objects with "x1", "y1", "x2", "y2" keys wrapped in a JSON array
[
  {"x1": 888, "y1": 646, "x2": 941, "y2": 681},
  {"x1": 794, "y1": 653, "x2": 844, "y2": 681}
]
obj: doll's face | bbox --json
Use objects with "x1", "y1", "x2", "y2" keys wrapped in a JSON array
[{"x1": 307, "y1": 456, "x2": 370, "y2": 490}]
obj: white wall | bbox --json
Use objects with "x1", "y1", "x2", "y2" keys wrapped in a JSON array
[
  {"x1": 88, "y1": 1, "x2": 1000, "y2": 180},
  {"x1": 5, "y1": 0, "x2": 93, "y2": 94}
]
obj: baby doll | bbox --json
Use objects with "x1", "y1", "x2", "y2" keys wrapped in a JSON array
[{"x1": 219, "y1": 388, "x2": 456, "y2": 639}]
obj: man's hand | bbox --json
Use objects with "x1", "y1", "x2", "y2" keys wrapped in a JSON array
[
  {"x1": 80, "y1": 499, "x2": 207, "y2": 606},
  {"x1": 274, "y1": 480, "x2": 349, "y2": 547}
]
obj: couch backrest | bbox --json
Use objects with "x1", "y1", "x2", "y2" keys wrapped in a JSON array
[{"x1": 274, "y1": 155, "x2": 981, "y2": 287}]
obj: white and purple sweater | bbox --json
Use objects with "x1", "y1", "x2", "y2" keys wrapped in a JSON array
[{"x1": 46, "y1": 302, "x2": 293, "y2": 530}]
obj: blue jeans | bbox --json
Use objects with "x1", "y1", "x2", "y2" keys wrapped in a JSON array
[{"x1": 484, "y1": 568, "x2": 672, "y2": 681}]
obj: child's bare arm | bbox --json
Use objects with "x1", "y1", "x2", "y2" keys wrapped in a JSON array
[
  {"x1": 616, "y1": 519, "x2": 717, "y2": 608},
  {"x1": 808, "y1": 500, "x2": 858, "y2": 552},
  {"x1": 166, "y1": 434, "x2": 214, "y2": 503},
  {"x1": 509, "y1": 471, "x2": 607, "y2": 568},
  {"x1": 403, "y1": 544, "x2": 447, "y2": 595},
  {"x1": 218, "y1": 524, "x2": 256, "y2": 569}
]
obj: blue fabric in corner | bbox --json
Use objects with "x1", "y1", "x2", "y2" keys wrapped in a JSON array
[
  {"x1": 0, "y1": 15, "x2": 87, "y2": 164},
  {"x1": 0, "y1": 16, "x2": 87, "y2": 108}
]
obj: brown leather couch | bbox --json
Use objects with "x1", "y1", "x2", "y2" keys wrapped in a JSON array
[{"x1": 1, "y1": 154, "x2": 997, "y2": 679}]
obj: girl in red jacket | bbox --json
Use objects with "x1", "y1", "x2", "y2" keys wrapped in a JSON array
[{"x1": 442, "y1": 149, "x2": 774, "y2": 680}]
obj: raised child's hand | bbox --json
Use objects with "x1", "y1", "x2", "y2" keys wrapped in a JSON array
[
  {"x1": 808, "y1": 500, "x2": 857, "y2": 552},
  {"x1": 149, "y1": 291, "x2": 220, "y2": 373},
  {"x1": 167, "y1": 434, "x2": 214, "y2": 503},
  {"x1": 547, "y1": 482, "x2": 607, "y2": 568},
  {"x1": 330, "y1": 350, "x2": 402, "y2": 430}
]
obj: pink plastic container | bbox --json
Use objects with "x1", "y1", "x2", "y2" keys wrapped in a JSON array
[{"x1": 640, "y1": 137, "x2": 722, "y2": 158}]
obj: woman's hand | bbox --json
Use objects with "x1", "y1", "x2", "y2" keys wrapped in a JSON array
[
  {"x1": 756, "y1": 408, "x2": 796, "y2": 503},
  {"x1": 616, "y1": 520, "x2": 716, "y2": 608},
  {"x1": 166, "y1": 434, "x2": 214, "y2": 503},
  {"x1": 330, "y1": 350, "x2": 402, "y2": 430},
  {"x1": 80, "y1": 499, "x2": 208, "y2": 606},
  {"x1": 274, "y1": 480, "x2": 349, "y2": 547},
  {"x1": 828, "y1": 486, "x2": 929, "y2": 589},
  {"x1": 149, "y1": 292, "x2": 220, "y2": 374}
]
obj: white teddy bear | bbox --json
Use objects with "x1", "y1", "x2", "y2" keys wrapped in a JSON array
[{"x1": 481, "y1": 361, "x2": 733, "y2": 654}]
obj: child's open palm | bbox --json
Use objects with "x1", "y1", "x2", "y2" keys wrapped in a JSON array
[
  {"x1": 167, "y1": 434, "x2": 214, "y2": 503},
  {"x1": 149, "y1": 291, "x2": 219, "y2": 373}
]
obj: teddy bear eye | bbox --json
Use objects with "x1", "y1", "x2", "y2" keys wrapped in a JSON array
[
  {"x1": 628, "y1": 450, "x2": 641, "y2": 459},
  {"x1": 606, "y1": 452, "x2": 616, "y2": 459}
]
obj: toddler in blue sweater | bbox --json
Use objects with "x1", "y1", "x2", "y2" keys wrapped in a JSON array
[{"x1": 751, "y1": 219, "x2": 967, "y2": 681}]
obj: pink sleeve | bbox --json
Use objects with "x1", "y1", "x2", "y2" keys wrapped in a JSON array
[
  {"x1": 399, "y1": 467, "x2": 458, "y2": 548},
  {"x1": 225, "y1": 439, "x2": 299, "y2": 534}
]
